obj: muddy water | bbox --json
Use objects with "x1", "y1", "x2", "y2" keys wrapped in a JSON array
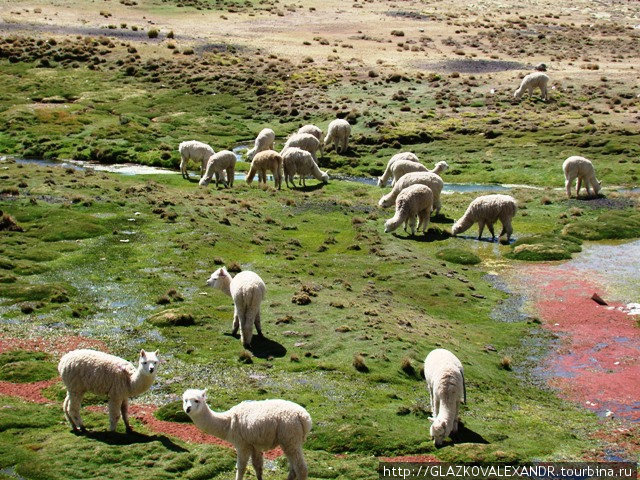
[{"x1": 499, "y1": 240, "x2": 640, "y2": 423}]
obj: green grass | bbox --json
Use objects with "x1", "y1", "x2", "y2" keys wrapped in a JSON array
[
  {"x1": 506, "y1": 234, "x2": 583, "y2": 261},
  {"x1": 0, "y1": 351, "x2": 58, "y2": 383},
  {"x1": 436, "y1": 248, "x2": 482, "y2": 265},
  {"x1": 563, "y1": 210, "x2": 640, "y2": 240},
  {"x1": 0, "y1": 158, "x2": 633, "y2": 477}
]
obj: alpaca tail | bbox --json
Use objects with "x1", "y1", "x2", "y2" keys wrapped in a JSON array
[{"x1": 462, "y1": 371, "x2": 467, "y2": 404}]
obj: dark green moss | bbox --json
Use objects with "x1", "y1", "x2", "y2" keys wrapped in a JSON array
[
  {"x1": 436, "y1": 248, "x2": 481, "y2": 265},
  {"x1": 506, "y1": 234, "x2": 582, "y2": 261},
  {"x1": 0, "y1": 351, "x2": 58, "y2": 383}
]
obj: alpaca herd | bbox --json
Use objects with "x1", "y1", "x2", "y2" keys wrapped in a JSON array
[{"x1": 53, "y1": 69, "x2": 608, "y2": 480}]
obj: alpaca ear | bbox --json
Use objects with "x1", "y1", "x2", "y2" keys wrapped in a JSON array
[
  {"x1": 202, "y1": 389, "x2": 207, "y2": 400},
  {"x1": 140, "y1": 349, "x2": 147, "y2": 358},
  {"x1": 222, "y1": 267, "x2": 229, "y2": 276}
]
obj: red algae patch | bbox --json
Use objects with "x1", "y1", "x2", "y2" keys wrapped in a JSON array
[
  {"x1": 88, "y1": 405, "x2": 284, "y2": 459},
  {"x1": 521, "y1": 265, "x2": 640, "y2": 422},
  {"x1": 0, "y1": 378, "x2": 58, "y2": 403},
  {"x1": 0, "y1": 335, "x2": 107, "y2": 356},
  {"x1": 379, "y1": 455, "x2": 440, "y2": 462}
]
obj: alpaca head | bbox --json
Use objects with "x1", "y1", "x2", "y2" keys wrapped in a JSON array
[
  {"x1": 320, "y1": 171, "x2": 329, "y2": 183},
  {"x1": 207, "y1": 267, "x2": 230, "y2": 288},
  {"x1": 376, "y1": 177, "x2": 385, "y2": 188},
  {"x1": 183, "y1": 389, "x2": 207, "y2": 416},
  {"x1": 378, "y1": 195, "x2": 393, "y2": 208},
  {"x1": 430, "y1": 417, "x2": 447, "y2": 447},
  {"x1": 451, "y1": 221, "x2": 462, "y2": 236},
  {"x1": 513, "y1": 88, "x2": 523, "y2": 99},
  {"x1": 434, "y1": 161, "x2": 449, "y2": 174},
  {"x1": 594, "y1": 180, "x2": 602, "y2": 194},
  {"x1": 138, "y1": 349, "x2": 160, "y2": 376},
  {"x1": 198, "y1": 176, "x2": 211, "y2": 187},
  {"x1": 383, "y1": 219, "x2": 394, "y2": 233}
]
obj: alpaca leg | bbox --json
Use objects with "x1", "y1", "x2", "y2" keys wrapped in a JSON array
[
  {"x1": 451, "y1": 402, "x2": 460, "y2": 435},
  {"x1": 180, "y1": 157, "x2": 187, "y2": 179},
  {"x1": 434, "y1": 197, "x2": 441, "y2": 216},
  {"x1": 409, "y1": 215, "x2": 417, "y2": 236},
  {"x1": 241, "y1": 316, "x2": 253, "y2": 349},
  {"x1": 541, "y1": 85, "x2": 548, "y2": 101},
  {"x1": 487, "y1": 223, "x2": 495, "y2": 240},
  {"x1": 121, "y1": 398, "x2": 132, "y2": 433},
  {"x1": 63, "y1": 393, "x2": 76, "y2": 430},
  {"x1": 108, "y1": 397, "x2": 122, "y2": 432},
  {"x1": 68, "y1": 392, "x2": 85, "y2": 431},
  {"x1": 232, "y1": 306, "x2": 240, "y2": 336},
  {"x1": 251, "y1": 449, "x2": 264, "y2": 480},
  {"x1": 228, "y1": 168, "x2": 234, "y2": 188},
  {"x1": 285, "y1": 446, "x2": 308, "y2": 480},
  {"x1": 576, "y1": 177, "x2": 583, "y2": 196},
  {"x1": 341, "y1": 136, "x2": 348, "y2": 153},
  {"x1": 421, "y1": 210, "x2": 431, "y2": 233},
  {"x1": 505, "y1": 219, "x2": 513, "y2": 241},
  {"x1": 235, "y1": 447, "x2": 251, "y2": 480},
  {"x1": 255, "y1": 311, "x2": 263, "y2": 337},
  {"x1": 477, "y1": 221, "x2": 485, "y2": 240},
  {"x1": 565, "y1": 175, "x2": 573, "y2": 198}
]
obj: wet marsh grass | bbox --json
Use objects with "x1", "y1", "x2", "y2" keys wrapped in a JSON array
[{"x1": 0, "y1": 159, "x2": 632, "y2": 476}]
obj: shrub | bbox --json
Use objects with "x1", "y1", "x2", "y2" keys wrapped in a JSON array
[{"x1": 147, "y1": 29, "x2": 159, "y2": 39}]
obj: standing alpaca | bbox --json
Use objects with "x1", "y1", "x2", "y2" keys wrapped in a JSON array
[
  {"x1": 451, "y1": 194, "x2": 517, "y2": 241},
  {"x1": 199, "y1": 150, "x2": 236, "y2": 188},
  {"x1": 323, "y1": 119, "x2": 351, "y2": 154},
  {"x1": 206, "y1": 267, "x2": 266, "y2": 348},
  {"x1": 281, "y1": 133, "x2": 321, "y2": 161},
  {"x1": 297, "y1": 124, "x2": 323, "y2": 155},
  {"x1": 246, "y1": 150, "x2": 283, "y2": 190},
  {"x1": 178, "y1": 140, "x2": 215, "y2": 179},
  {"x1": 246, "y1": 128, "x2": 276, "y2": 161},
  {"x1": 377, "y1": 152, "x2": 420, "y2": 187},
  {"x1": 562, "y1": 156, "x2": 602, "y2": 198},
  {"x1": 58, "y1": 349, "x2": 160, "y2": 433},
  {"x1": 282, "y1": 147, "x2": 329, "y2": 188},
  {"x1": 384, "y1": 184, "x2": 434, "y2": 236},
  {"x1": 378, "y1": 171, "x2": 444, "y2": 216},
  {"x1": 424, "y1": 348, "x2": 466, "y2": 447},
  {"x1": 183, "y1": 389, "x2": 312, "y2": 480},
  {"x1": 513, "y1": 72, "x2": 549, "y2": 101}
]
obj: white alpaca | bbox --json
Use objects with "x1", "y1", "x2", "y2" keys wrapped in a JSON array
[
  {"x1": 378, "y1": 171, "x2": 444, "y2": 216},
  {"x1": 246, "y1": 150, "x2": 283, "y2": 190},
  {"x1": 58, "y1": 349, "x2": 160, "y2": 433},
  {"x1": 377, "y1": 152, "x2": 420, "y2": 187},
  {"x1": 514, "y1": 72, "x2": 549, "y2": 101},
  {"x1": 323, "y1": 119, "x2": 351, "y2": 154},
  {"x1": 388, "y1": 160, "x2": 429, "y2": 187},
  {"x1": 179, "y1": 140, "x2": 215, "y2": 179},
  {"x1": 207, "y1": 267, "x2": 266, "y2": 348},
  {"x1": 430, "y1": 161, "x2": 449, "y2": 176},
  {"x1": 183, "y1": 389, "x2": 311, "y2": 480},
  {"x1": 282, "y1": 147, "x2": 329, "y2": 188},
  {"x1": 424, "y1": 348, "x2": 466, "y2": 447},
  {"x1": 451, "y1": 194, "x2": 517, "y2": 241},
  {"x1": 562, "y1": 156, "x2": 601, "y2": 198},
  {"x1": 384, "y1": 184, "x2": 434, "y2": 236},
  {"x1": 246, "y1": 128, "x2": 276, "y2": 161},
  {"x1": 297, "y1": 125, "x2": 323, "y2": 155},
  {"x1": 199, "y1": 150, "x2": 237, "y2": 188},
  {"x1": 281, "y1": 133, "x2": 321, "y2": 161}
]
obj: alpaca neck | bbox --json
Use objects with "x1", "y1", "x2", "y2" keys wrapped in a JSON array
[
  {"x1": 193, "y1": 405, "x2": 232, "y2": 441},
  {"x1": 437, "y1": 402, "x2": 455, "y2": 432},
  {"x1": 217, "y1": 276, "x2": 232, "y2": 297},
  {"x1": 130, "y1": 369, "x2": 155, "y2": 397}
]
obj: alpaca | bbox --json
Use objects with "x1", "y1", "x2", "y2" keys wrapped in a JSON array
[
  {"x1": 58, "y1": 349, "x2": 160, "y2": 432},
  {"x1": 183, "y1": 389, "x2": 312, "y2": 480},
  {"x1": 451, "y1": 194, "x2": 517, "y2": 241},
  {"x1": 206, "y1": 267, "x2": 266, "y2": 348}
]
